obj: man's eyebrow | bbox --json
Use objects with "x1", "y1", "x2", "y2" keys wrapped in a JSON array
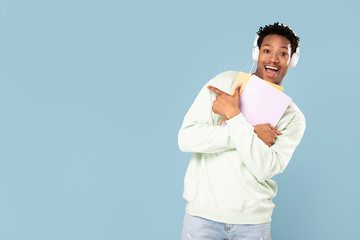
[
  {"x1": 280, "y1": 46, "x2": 290, "y2": 50},
  {"x1": 262, "y1": 44, "x2": 289, "y2": 50}
]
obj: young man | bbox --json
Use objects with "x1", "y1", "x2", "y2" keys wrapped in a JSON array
[{"x1": 178, "y1": 23, "x2": 306, "y2": 240}]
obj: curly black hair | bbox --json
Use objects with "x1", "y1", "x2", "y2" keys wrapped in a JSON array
[{"x1": 257, "y1": 22, "x2": 300, "y2": 56}]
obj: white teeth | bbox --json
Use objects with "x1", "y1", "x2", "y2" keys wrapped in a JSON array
[{"x1": 265, "y1": 66, "x2": 279, "y2": 71}]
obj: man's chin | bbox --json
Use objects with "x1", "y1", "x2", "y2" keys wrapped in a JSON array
[
  {"x1": 254, "y1": 71, "x2": 281, "y2": 84},
  {"x1": 262, "y1": 76, "x2": 276, "y2": 83}
]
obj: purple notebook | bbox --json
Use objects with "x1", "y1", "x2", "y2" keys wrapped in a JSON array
[{"x1": 238, "y1": 75, "x2": 292, "y2": 126}]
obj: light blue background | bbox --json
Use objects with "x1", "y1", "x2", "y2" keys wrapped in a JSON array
[{"x1": 0, "y1": 0, "x2": 359, "y2": 239}]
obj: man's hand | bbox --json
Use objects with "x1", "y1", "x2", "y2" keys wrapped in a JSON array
[
  {"x1": 254, "y1": 123, "x2": 282, "y2": 147},
  {"x1": 208, "y1": 84, "x2": 242, "y2": 120}
]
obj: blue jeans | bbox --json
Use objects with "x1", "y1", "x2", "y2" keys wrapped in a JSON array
[{"x1": 181, "y1": 212, "x2": 271, "y2": 240}]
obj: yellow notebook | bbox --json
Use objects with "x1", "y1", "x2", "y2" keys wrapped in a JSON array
[
  {"x1": 233, "y1": 72, "x2": 283, "y2": 94},
  {"x1": 220, "y1": 72, "x2": 284, "y2": 125}
]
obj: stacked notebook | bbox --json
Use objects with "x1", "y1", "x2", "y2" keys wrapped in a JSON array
[{"x1": 222, "y1": 72, "x2": 292, "y2": 127}]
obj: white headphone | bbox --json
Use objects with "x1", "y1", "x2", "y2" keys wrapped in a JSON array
[{"x1": 252, "y1": 34, "x2": 300, "y2": 68}]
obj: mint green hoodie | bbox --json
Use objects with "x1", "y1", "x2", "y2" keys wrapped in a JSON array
[{"x1": 178, "y1": 71, "x2": 306, "y2": 224}]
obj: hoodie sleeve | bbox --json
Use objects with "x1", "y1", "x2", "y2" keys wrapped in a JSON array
[
  {"x1": 226, "y1": 109, "x2": 306, "y2": 182},
  {"x1": 178, "y1": 73, "x2": 237, "y2": 154}
]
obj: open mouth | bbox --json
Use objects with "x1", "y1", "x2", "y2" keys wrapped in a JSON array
[
  {"x1": 264, "y1": 65, "x2": 280, "y2": 76},
  {"x1": 265, "y1": 65, "x2": 279, "y2": 71}
]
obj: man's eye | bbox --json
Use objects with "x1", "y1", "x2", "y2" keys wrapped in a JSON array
[
  {"x1": 263, "y1": 49, "x2": 270, "y2": 53},
  {"x1": 280, "y1": 52, "x2": 288, "y2": 57}
]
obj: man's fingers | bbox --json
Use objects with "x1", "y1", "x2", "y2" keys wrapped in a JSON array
[
  {"x1": 233, "y1": 83, "x2": 242, "y2": 97},
  {"x1": 207, "y1": 85, "x2": 225, "y2": 95},
  {"x1": 275, "y1": 129, "x2": 283, "y2": 135},
  {"x1": 268, "y1": 124, "x2": 282, "y2": 135}
]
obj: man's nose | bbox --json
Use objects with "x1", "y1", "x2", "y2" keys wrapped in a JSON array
[{"x1": 268, "y1": 53, "x2": 279, "y2": 63}]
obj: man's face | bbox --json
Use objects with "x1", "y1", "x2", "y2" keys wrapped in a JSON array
[{"x1": 254, "y1": 34, "x2": 292, "y2": 85}]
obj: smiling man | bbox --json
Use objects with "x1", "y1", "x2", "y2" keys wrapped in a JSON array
[
  {"x1": 254, "y1": 28, "x2": 297, "y2": 85},
  {"x1": 178, "y1": 23, "x2": 306, "y2": 240}
]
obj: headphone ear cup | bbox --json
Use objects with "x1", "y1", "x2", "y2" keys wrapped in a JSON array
[
  {"x1": 252, "y1": 35, "x2": 260, "y2": 62},
  {"x1": 289, "y1": 47, "x2": 300, "y2": 68},
  {"x1": 252, "y1": 46, "x2": 259, "y2": 62}
]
